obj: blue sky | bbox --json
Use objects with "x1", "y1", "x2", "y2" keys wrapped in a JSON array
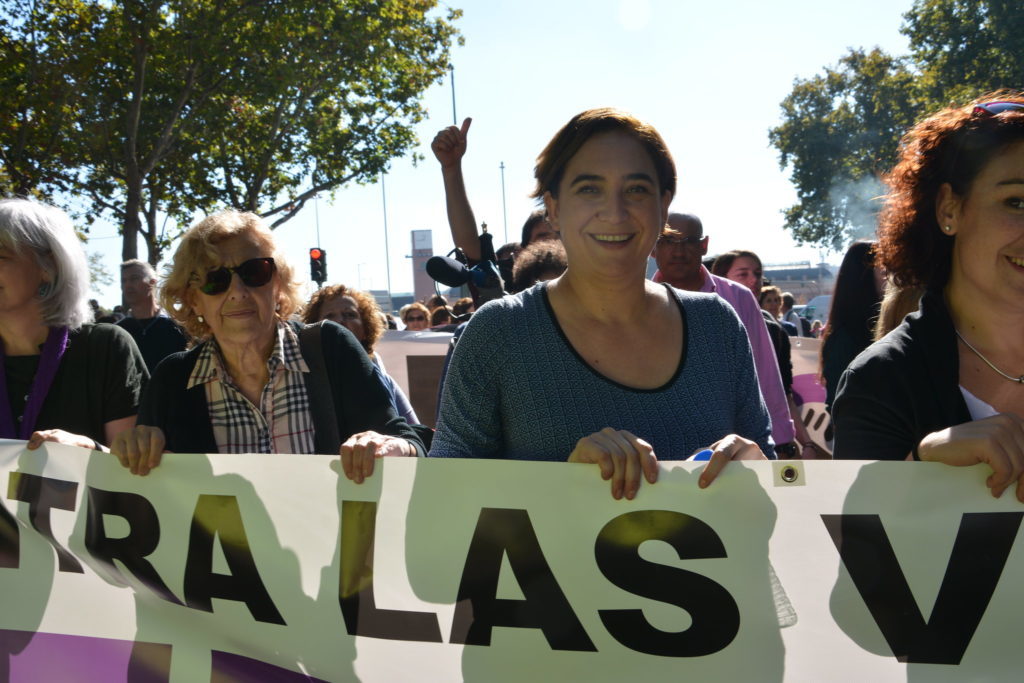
[{"x1": 87, "y1": 0, "x2": 914, "y2": 306}]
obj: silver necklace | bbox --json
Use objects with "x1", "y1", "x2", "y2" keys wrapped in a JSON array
[{"x1": 955, "y1": 330, "x2": 1024, "y2": 384}]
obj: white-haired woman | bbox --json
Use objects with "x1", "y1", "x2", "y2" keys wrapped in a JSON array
[{"x1": 0, "y1": 199, "x2": 147, "y2": 449}]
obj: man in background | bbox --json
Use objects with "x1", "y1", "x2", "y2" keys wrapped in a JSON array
[
  {"x1": 117, "y1": 259, "x2": 188, "y2": 373},
  {"x1": 653, "y1": 213, "x2": 812, "y2": 458},
  {"x1": 781, "y1": 292, "x2": 809, "y2": 337}
]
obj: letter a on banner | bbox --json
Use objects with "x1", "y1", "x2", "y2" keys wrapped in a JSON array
[
  {"x1": 184, "y1": 494, "x2": 285, "y2": 624},
  {"x1": 449, "y1": 507, "x2": 596, "y2": 651}
]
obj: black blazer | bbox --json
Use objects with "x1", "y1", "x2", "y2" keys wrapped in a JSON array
[
  {"x1": 832, "y1": 289, "x2": 971, "y2": 460},
  {"x1": 138, "y1": 321, "x2": 424, "y2": 456}
]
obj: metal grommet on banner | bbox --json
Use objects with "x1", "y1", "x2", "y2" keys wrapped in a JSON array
[{"x1": 773, "y1": 460, "x2": 805, "y2": 486}]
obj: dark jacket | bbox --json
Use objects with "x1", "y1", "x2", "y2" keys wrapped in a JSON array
[
  {"x1": 832, "y1": 289, "x2": 971, "y2": 461},
  {"x1": 139, "y1": 321, "x2": 424, "y2": 456}
]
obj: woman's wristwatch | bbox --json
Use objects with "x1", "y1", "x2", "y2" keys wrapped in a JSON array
[{"x1": 775, "y1": 442, "x2": 799, "y2": 459}]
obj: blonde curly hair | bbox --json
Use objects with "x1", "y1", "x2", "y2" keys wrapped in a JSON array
[{"x1": 160, "y1": 210, "x2": 304, "y2": 340}]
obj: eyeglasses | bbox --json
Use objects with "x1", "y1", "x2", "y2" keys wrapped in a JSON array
[
  {"x1": 404, "y1": 315, "x2": 427, "y2": 322},
  {"x1": 658, "y1": 235, "x2": 705, "y2": 248},
  {"x1": 196, "y1": 258, "x2": 276, "y2": 295},
  {"x1": 973, "y1": 101, "x2": 1024, "y2": 117}
]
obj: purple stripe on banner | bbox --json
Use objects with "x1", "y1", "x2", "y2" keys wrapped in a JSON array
[
  {"x1": 211, "y1": 650, "x2": 330, "y2": 682},
  {"x1": 0, "y1": 629, "x2": 170, "y2": 682}
]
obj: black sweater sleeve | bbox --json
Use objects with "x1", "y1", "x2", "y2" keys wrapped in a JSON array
[{"x1": 319, "y1": 322, "x2": 426, "y2": 456}]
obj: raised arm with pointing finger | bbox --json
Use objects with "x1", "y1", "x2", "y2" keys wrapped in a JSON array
[{"x1": 431, "y1": 117, "x2": 484, "y2": 262}]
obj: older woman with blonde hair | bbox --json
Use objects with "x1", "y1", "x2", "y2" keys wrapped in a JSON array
[
  {"x1": 0, "y1": 199, "x2": 147, "y2": 451},
  {"x1": 112, "y1": 210, "x2": 423, "y2": 481}
]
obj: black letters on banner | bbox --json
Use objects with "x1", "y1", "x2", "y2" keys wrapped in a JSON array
[
  {"x1": 84, "y1": 486, "x2": 182, "y2": 605},
  {"x1": 0, "y1": 499, "x2": 16, "y2": 569},
  {"x1": 183, "y1": 494, "x2": 285, "y2": 625},
  {"x1": 594, "y1": 510, "x2": 741, "y2": 657},
  {"x1": 338, "y1": 500, "x2": 442, "y2": 642},
  {"x1": 822, "y1": 512, "x2": 1024, "y2": 665},
  {"x1": 449, "y1": 507, "x2": 596, "y2": 651},
  {"x1": 7, "y1": 473, "x2": 82, "y2": 573}
]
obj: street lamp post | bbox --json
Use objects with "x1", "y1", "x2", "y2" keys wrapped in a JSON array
[
  {"x1": 381, "y1": 173, "x2": 393, "y2": 306},
  {"x1": 449, "y1": 64, "x2": 457, "y2": 125},
  {"x1": 500, "y1": 161, "x2": 508, "y2": 244}
]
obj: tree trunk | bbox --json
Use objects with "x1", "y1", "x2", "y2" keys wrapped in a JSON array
[
  {"x1": 121, "y1": 182, "x2": 141, "y2": 262},
  {"x1": 143, "y1": 197, "x2": 162, "y2": 266}
]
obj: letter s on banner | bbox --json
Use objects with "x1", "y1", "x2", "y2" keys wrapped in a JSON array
[{"x1": 595, "y1": 510, "x2": 740, "y2": 657}]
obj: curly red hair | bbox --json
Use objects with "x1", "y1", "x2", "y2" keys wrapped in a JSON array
[
  {"x1": 877, "y1": 91, "x2": 1024, "y2": 289},
  {"x1": 301, "y1": 284, "x2": 384, "y2": 354}
]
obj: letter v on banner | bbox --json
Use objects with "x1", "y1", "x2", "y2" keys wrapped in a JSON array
[{"x1": 822, "y1": 512, "x2": 1024, "y2": 665}]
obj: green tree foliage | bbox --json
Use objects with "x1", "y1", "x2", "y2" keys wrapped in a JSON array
[
  {"x1": 769, "y1": 0, "x2": 1024, "y2": 250},
  {"x1": 0, "y1": 1, "x2": 105, "y2": 198},
  {"x1": 0, "y1": 0, "x2": 461, "y2": 264},
  {"x1": 769, "y1": 49, "x2": 919, "y2": 249},
  {"x1": 87, "y1": 250, "x2": 114, "y2": 289}
]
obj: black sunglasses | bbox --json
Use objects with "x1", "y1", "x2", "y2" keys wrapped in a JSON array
[
  {"x1": 973, "y1": 101, "x2": 1024, "y2": 117},
  {"x1": 198, "y1": 258, "x2": 276, "y2": 295},
  {"x1": 658, "y1": 235, "x2": 704, "y2": 247}
]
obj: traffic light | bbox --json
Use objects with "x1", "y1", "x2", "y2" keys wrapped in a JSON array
[{"x1": 309, "y1": 247, "x2": 327, "y2": 286}]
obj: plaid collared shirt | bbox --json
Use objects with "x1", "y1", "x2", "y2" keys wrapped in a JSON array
[{"x1": 188, "y1": 323, "x2": 316, "y2": 454}]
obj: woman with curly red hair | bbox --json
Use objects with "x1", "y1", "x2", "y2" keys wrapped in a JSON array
[
  {"x1": 303, "y1": 284, "x2": 418, "y2": 425},
  {"x1": 832, "y1": 93, "x2": 1024, "y2": 500}
]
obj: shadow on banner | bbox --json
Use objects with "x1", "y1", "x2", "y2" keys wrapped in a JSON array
[{"x1": 403, "y1": 458, "x2": 786, "y2": 682}]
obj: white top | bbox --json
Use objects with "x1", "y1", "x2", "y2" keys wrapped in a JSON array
[{"x1": 959, "y1": 385, "x2": 999, "y2": 421}]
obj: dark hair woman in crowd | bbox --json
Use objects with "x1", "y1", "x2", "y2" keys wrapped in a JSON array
[
  {"x1": 832, "y1": 93, "x2": 1024, "y2": 500},
  {"x1": 510, "y1": 239, "x2": 568, "y2": 293},
  {"x1": 429, "y1": 108, "x2": 771, "y2": 499},
  {"x1": 302, "y1": 283, "x2": 418, "y2": 425},
  {"x1": 111, "y1": 210, "x2": 422, "y2": 480},
  {"x1": 759, "y1": 285, "x2": 783, "y2": 321},
  {"x1": 819, "y1": 241, "x2": 884, "y2": 413},
  {"x1": 520, "y1": 209, "x2": 557, "y2": 249},
  {"x1": 712, "y1": 249, "x2": 814, "y2": 458},
  {"x1": 0, "y1": 199, "x2": 147, "y2": 451}
]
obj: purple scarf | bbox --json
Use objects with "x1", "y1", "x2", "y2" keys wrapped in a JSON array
[{"x1": 0, "y1": 326, "x2": 70, "y2": 439}]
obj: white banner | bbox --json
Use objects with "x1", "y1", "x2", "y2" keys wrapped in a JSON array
[
  {"x1": 376, "y1": 330, "x2": 453, "y2": 427},
  {"x1": 1, "y1": 441, "x2": 1021, "y2": 681}
]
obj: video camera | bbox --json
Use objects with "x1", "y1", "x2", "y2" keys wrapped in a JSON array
[{"x1": 425, "y1": 228, "x2": 507, "y2": 316}]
